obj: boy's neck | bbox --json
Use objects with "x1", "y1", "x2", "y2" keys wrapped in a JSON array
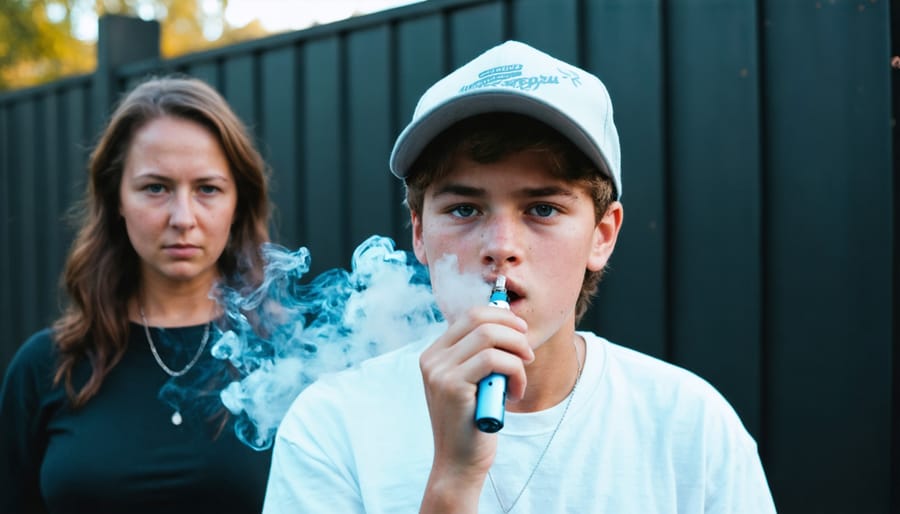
[{"x1": 507, "y1": 330, "x2": 584, "y2": 413}]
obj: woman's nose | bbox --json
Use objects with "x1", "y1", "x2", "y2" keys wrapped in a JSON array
[{"x1": 168, "y1": 191, "x2": 197, "y2": 229}]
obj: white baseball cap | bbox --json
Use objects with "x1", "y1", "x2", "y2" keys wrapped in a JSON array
[{"x1": 389, "y1": 40, "x2": 622, "y2": 199}]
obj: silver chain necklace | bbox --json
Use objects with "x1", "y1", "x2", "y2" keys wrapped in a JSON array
[
  {"x1": 487, "y1": 336, "x2": 584, "y2": 513},
  {"x1": 139, "y1": 305, "x2": 211, "y2": 425}
]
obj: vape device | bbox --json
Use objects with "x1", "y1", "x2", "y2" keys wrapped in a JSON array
[{"x1": 474, "y1": 275, "x2": 509, "y2": 433}]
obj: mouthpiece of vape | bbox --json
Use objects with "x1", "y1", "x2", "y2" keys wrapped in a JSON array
[{"x1": 488, "y1": 276, "x2": 510, "y2": 310}]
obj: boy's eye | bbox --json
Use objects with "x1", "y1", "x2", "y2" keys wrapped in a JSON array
[
  {"x1": 450, "y1": 205, "x2": 478, "y2": 218},
  {"x1": 529, "y1": 204, "x2": 558, "y2": 217}
]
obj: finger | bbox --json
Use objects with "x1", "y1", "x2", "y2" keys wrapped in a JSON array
[
  {"x1": 455, "y1": 346, "x2": 529, "y2": 402},
  {"x1": 426, "y1": 324, "x2": 531, "y2": 400},
  {"x1": 430, "y1": 306, "x2": 528, "y2": 352},
  {"x1": 420, "y1": 322, "x2": 533, "y2": 379},
  {"x1": 457, "y1": 322, "x2": 534, "y2": 365}
]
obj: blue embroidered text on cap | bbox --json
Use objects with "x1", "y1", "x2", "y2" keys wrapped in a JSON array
[{"x1": 460, "y1": 65, "x2": 581, "y2": 93}]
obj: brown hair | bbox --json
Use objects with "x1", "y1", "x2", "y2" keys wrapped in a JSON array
[
  {"x1": 404, "y1": 113, "x2": 615, "y2": 322},
  {"x1": 53, "y1": 76, "x2": 271, "y2": 406}
]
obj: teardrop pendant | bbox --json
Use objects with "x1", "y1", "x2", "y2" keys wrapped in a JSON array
[{"x1": 171, "y1": 411, "x2": 183, "y2": 426}]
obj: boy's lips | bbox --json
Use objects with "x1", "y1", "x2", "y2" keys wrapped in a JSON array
[{"x1": 489, "y1": 275, "x2": 523, "y2": 301}]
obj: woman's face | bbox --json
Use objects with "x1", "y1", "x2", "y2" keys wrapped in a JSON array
[{"x1": 119, "y1": 115, "x2": 237, "y2": 292}]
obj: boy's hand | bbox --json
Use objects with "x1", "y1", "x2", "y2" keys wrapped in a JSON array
[{"x1": 418, "y1": 306, "x2": 533, "y2": 512}]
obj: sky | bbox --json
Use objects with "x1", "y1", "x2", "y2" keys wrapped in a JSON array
[
  {"x1": 63, "y1": 0, "x2": 424, "y2": 41},
  {"x1": 223, "y1": 0, "x2": 424, "y2": 33}
]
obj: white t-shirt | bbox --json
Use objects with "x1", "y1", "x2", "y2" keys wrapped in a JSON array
[{"x1": 263, "y1": 332, "x2": 776, "y2": 513}]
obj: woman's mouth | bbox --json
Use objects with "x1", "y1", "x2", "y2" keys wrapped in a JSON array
[{"x1": 163, "y1": 244, "x2": 201, "y2": 259}]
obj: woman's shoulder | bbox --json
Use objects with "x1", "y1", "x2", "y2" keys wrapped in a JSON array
[{"x1": 3, "y1": 328, "x2": 58, "y2": 383}]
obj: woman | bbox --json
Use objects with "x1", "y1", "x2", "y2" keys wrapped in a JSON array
[{"x1": 0, "y1": 76, "x2": 273, "y2": 513}]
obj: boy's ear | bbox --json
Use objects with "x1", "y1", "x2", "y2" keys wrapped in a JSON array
[
  {"x1": 587, "y1": 201, "x2": 623, "y2": 272},
  {"x1": 411, "y1": 210, "x2": 428, "y2": 265}
]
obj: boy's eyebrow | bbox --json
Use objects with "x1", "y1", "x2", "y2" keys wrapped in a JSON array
[
  {"x1": 520, "y1": 186, "x2": 578, "y2": 199},
  {"x1": 431, "y1": 183, "x2": 487, "y2": 198},
  {"x1": 431, "y1": 183, "x2": 578, "y2": 199}
]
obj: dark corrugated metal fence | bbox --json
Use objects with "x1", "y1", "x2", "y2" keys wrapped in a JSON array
[{"x1": 0, "y1": 0, "x2": 894, "y2": 511}]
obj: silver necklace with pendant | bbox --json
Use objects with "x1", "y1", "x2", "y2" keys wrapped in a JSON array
[
  {"x1": 139, "y1": 305, "x2": 211, "y2": 426},
  {"x1": 487, "y1": 336, "x2": 584, "y2": 513}
]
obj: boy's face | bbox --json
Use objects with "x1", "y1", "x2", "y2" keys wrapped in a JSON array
[{"x1": 411, "y1": 150, "x2": 622, "y2": 350}]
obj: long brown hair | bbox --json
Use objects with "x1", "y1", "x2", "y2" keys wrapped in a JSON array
[
  {"x1": 405, "y1": 113, "x2": 615, "y2": 323},
  {"x1": 53, "y1": 76, "x2": 271, "y2": 407}
]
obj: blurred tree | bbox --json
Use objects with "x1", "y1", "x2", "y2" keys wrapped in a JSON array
[
  {"x1": 0, "y1": 0, "x2": 94, "y2": 90},
  {"x1": 0, "y1": 0, "x2": 269, "y2": 91}
]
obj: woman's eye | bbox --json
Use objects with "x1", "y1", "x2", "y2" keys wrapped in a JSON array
[
  {"x1": 145, "y1": 184, "x2": 166, "y2": 194},
  {"x1": 529, "y1": 204, "x2": 558, "y2": 217},
  {"x1": 199, "y1": 185, "x2": 220, "y2": 195},
  {"x1": 450, "y1": 205, "x2": 478, "y2": 218}
]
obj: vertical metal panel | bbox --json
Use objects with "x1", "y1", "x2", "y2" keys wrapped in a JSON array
[
  {"x1": 582, "y1": 0, "x2": 667, "y2": 361},
  {"x1": 186, "y1": 60, "x2": 221, "y2": 89},
  {"x1": 346, "y1": 25, "x2": 395, "y2": 250},
  {"x1": 119, "y1": 64, "x2": 160, "y2": 96},
  {"x1": 302, "y1": 37, "x2": 345, "y2": 275},
  {"x1": 394, "y1": 13, "x2": 447, "y2": 248},
  {"x1": 510, "y1": 0, "x2": 578, "y2": 62},
  {"x1": 261, "y1": 46, "x2": 303, "y2": 248},
  {"x1": 13, "y1": 99, "x2": 40, "y2": 341},
  {"x1": 6, "y1": 102, "x2": 23, "y2": 349},
  {"x1": 40, "y1": 93, "x2": 63, "y2": 325},
  {"x1": 0, "y1": 105, "x2": 11, "y2": 370},
  {"x1": 122, "y1": 74, "x2": 145, "y2": 94},
  {"x1": 396, "y1": 14, "x2": 446, "y2": 128},
  {"x1": 63, "y1": 84, "x2": 90, "y2": 241},
  {"x1": 449, "y1": 2, "x2": 505, "y2": 67},
  {"x1": 762, "y1": 1, "x2": 892, "y2": 511},
  {"x1": 92, "y1": 16, "x2": 159, "y2": 139},
  {"x1": 667, "y1": 0, "x2": 763, "y2": 439},
  {"x1": 893, "y1": 4, "x2": 900, "y2": 510},
  {"x1": 223, "y1": 53, "x2": 258, "y2": 133}
]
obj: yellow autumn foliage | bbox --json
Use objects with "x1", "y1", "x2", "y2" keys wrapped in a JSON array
[{"x1": 0, "y1": 0, "x2": 270, "y2": 91}]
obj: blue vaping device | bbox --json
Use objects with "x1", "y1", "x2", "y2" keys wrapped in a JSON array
[{"x1": 474, "y1": 275, "x2": 509, "y2": 433}]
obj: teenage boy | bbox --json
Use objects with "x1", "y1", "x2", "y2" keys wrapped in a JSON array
[{"x1": 263, "y1": 40, "x2": 775, "y2": 513}]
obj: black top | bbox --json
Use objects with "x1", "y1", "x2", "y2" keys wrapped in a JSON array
[{"x1": 0, "y1": 323, "x2": 272, "y2": 514}]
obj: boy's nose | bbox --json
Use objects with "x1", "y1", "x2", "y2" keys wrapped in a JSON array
[{"x1": 480, "y1": 215, "x2": 521, "y2": 268}]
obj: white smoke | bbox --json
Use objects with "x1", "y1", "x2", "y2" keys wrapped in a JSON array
[{"x1": 208, "y1": 235, "x2": 490, "y2": 450}]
